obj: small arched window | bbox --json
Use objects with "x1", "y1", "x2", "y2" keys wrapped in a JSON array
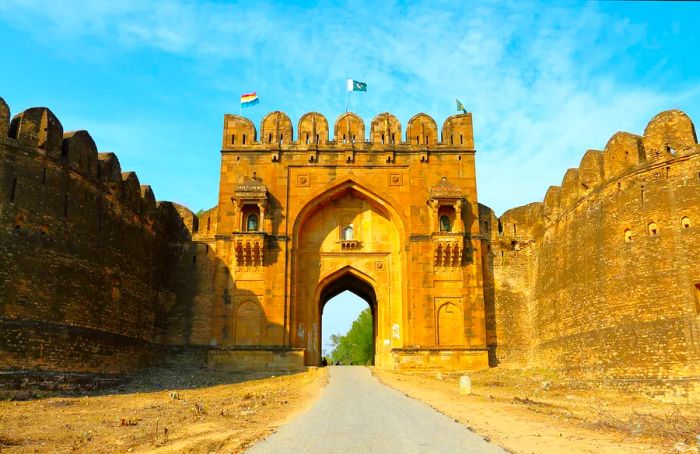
[
  {"x1": 648, "y1": 222, "x2": 658, "y2": 236},
  {"x1": 624, "y1": 228, "x2": 633, "y2": 243},
  {"x1": 242, "y1": 134, "x2": 246, "y2": 144},
  {"x1": 247, "y1": 214, "x2": 259, "y2": 232},
  {"x1": 681, "y1": 217, "x2": 691, "y2": 229},
  {"x1": 440, "y1": 215, "x2": 451, "y2": 232},
  {"x1": 342, "y1": 225, "x2": 354, "y2": 240}
]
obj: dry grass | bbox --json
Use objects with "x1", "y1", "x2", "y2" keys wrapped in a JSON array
[{"x1": 588, "y1": 405, "x2": 700, "y2": 446}]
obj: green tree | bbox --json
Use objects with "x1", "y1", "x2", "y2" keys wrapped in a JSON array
[{"x1": 328, "y1": 308, "x2": 374, "y2": 365}]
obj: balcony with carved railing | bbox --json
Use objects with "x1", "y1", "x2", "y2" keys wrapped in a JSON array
[
  {"x1": 338, "y1": 240, "x2": 361, "y2": 251},
  {"x1": 432, "y1": 233, "x2": 464, "y2": 267},
  {"x1": 233, "y1": 232, "x2": 266, "y2": 267}
]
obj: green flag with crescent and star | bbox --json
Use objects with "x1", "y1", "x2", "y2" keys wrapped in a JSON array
[{"x1": 347, "y1": 79, "x2": 367, "y2": 92}]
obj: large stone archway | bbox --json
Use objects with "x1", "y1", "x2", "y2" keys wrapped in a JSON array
[
  {"x1": 316, "y1": 266, "x2": 378, "y2": 365},
  {"x1": 292, "y1": 183, "x2": 404, "y2": 368}
]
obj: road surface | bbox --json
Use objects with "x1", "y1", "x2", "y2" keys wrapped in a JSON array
[{"x1": 247, "y1": 366, "x2": 506, "y2": 454}]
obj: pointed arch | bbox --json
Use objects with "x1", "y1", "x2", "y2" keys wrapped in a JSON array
[
  {"x1": 291, "y1": 177, "x2": 408, "y2": 250},
  {"x1": 437, "y1": 302, "x2": 462, "y2": 346},
  {"x1": 314, "y1": 265, "x2": 378, "y2": 309}
]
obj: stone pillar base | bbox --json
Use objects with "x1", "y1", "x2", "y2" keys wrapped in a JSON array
[
  {"x1": 207, "y1": 347, "x2": 305, "y2": 372},
  {"x1": 391, "y1": 347, "x2": 489, "y2": 372}
]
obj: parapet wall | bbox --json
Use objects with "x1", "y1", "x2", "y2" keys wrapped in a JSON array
[
  {"x1": 0, "y1": 96, "x2": 185, "y2": 375},
  {"x1": 221, "y1": 111, "x2": 474, "y2": 152},
  {"x1": 486, "y1": 110, "x2": 700, "y2": 388}
]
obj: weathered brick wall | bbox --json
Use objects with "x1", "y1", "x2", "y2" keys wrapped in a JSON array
[
  {"x1": 164, "y1": 205, "x2": 223, "y2": 347},
  {"x1": 0, "y1": 97, "x2": 183, "y2": 374},
  {"x1": 488, "y1": 110, "x2": 700, "y2": 382}
]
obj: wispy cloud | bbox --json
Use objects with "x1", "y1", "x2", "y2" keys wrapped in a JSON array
[{"x1": 0, "y1": 0, "x2": 697, "y2": 214}]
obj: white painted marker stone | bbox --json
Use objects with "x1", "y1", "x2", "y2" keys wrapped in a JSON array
[{"x1": 459, "y1": 375, "x2": 471, "y2": 395}]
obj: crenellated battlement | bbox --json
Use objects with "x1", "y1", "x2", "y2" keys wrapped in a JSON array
[
  {"x1": 221, "y1": 111, "x2": 474, "y2": 152},
  {"x1": 498, "y1": 110, "x2": 699, "y2": 236},
  {"x1": 485, "y1": 110, "x2": 700, "y2": 385},
  {"x1": 0, "y1": 97, "x2": 174, "y2": 228},
  {"x1": 0, "y1": 95, "x2": 188, "y2": 376}
]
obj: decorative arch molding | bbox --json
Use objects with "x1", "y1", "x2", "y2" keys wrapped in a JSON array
[
  {"x1": 234, "y1": 300, "x2": 264, "y2": 346},
  {"x1": 436, "y1": 301, "x2": 462, "y2": 346},
  {"x1": 291, "y1": 177, "x2": 409, "y2": 251},
  {"x1": 314, "y1": 265, "x2": 379, "y2": 309}
]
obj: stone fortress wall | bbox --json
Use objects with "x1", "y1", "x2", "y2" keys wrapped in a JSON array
[
  {"x1": 481, "y1": 110, "x2": 700, "y2": 392},
  {"x1": 0, "y1": 96, "x2": 189, "y2": 377},
  {"x1": 1, "y1": 90, "x2": 698, "y2": 395}
]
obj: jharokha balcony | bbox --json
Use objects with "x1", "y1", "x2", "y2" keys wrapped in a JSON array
[
  {"x1": 233, "y1": 232, "x2": 266, "y2": 267},
  {"x1": 432, "y1": 232, "x2": 465, "y2": 267}
]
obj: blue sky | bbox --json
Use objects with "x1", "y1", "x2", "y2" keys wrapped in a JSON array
[{"x1": 1, "y1": 0, "x2": 698, "y2": 342}]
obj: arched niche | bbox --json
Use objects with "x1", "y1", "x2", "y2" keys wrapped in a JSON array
[
  {"x1": 260, "y1": 111, "x2": 293, "y2": 145},
  {"x1": 234, "y1": 301, "x2": 263, "y2": 346},
  {"x1": 298, "y1": 112, "x2": 329, "y2": 145},
  {"x1": 370, "y1": 112, "x2": 401, "y2": 145},
  {"x1": 437, "y1": 302, "x2": 462, "y2": 346},
  {"x1": 334, "y1": 112, "x2": 364, "y2": 144},
  {"x1": 406, "y1": 113, "x2": 437, "y2": 145}
]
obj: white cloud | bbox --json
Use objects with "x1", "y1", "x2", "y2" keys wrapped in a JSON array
[{"x1": 0, "y1": 0, "x2": 697, "y2": 214}]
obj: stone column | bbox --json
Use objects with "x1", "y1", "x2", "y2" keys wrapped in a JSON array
[
  {"x1": 258, "y1": 202, "x2": 266, "y2": 232},
  {"x1": 428, "y1": 200, "x2": 437, "y2": 233},
  {"x1": 455, "y1": 199, "x2": 463, "y2": 233}
]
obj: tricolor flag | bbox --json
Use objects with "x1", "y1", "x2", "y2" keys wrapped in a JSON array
[
  {"x1": 347, "y1": 79, "x2": 367, "y2": 92},
  {"x1": 240, "y1": 92, "x2": 260, "y2": 108}
]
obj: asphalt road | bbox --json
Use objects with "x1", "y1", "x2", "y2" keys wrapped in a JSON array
[{"x1": 247, "y1": 366, "x2": 506, "y2": 454}]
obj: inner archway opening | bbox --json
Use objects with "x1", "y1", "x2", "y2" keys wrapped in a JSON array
[{"x1": 319, "y1": 272, "x2": 377, "y2": 366}]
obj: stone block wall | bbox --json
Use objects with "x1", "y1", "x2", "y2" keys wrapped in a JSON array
[
  {"x1": 486, "y1": 110, "x2": 700, "y2": 384},
  {"x1": 0, "y1": 96, "x2": 184, "y2": 374}
]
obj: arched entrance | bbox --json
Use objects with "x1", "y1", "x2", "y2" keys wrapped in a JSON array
[
  {"x1": 291, "y1": 179, "x2": 406, "y2": 368},
  {"x1": 317, "y1": 267, "x2": 378, "y2": 365}
]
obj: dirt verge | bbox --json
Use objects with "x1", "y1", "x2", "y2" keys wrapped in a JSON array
[
  {"x1": 373, "y1": 368, "x2": 700, "y2": 454},
  {"x1": 0, "y1": 367, "x2": 327, "y2": 453}
]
